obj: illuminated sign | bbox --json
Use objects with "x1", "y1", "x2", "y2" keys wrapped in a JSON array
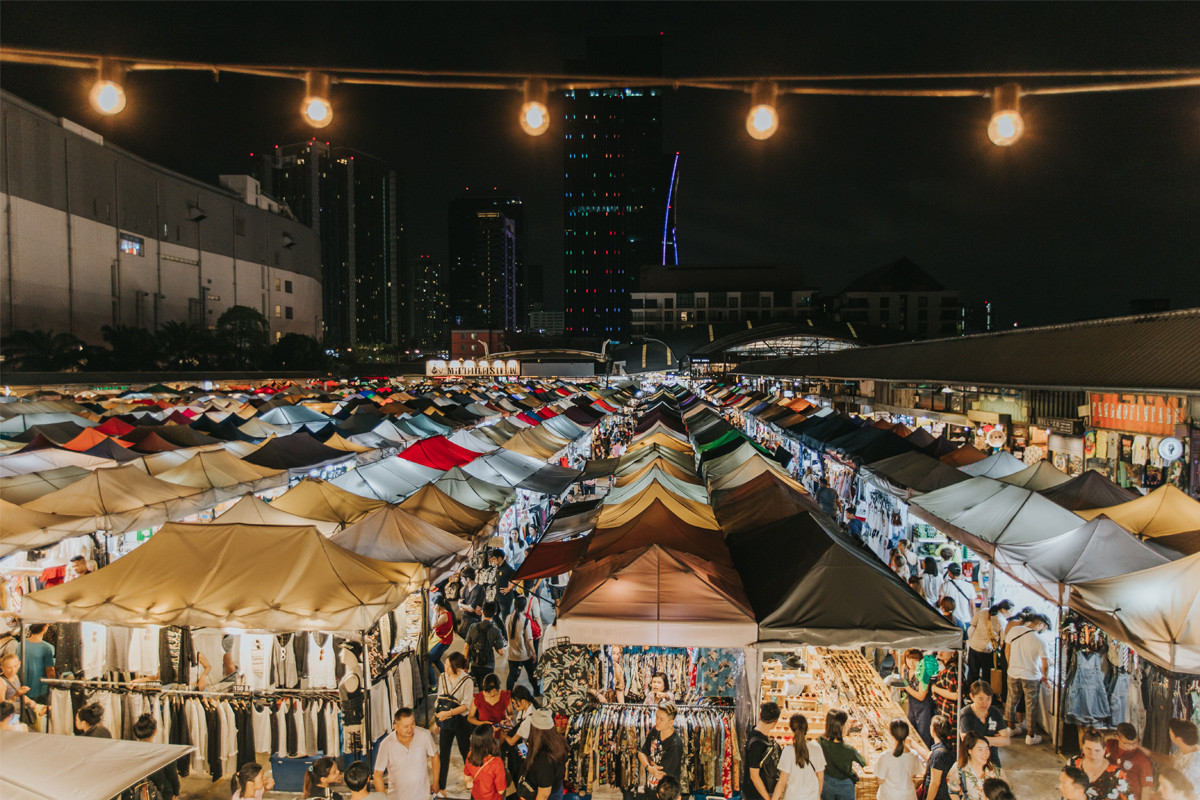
[
  {"x1": 1089, "y1": 393, "x2": 1187, "y2": 436},
  {"x1": 426, "y1": 359, "x2": 520, "y2": 377}
]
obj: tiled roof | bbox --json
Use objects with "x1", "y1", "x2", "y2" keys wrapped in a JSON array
[{"x1": 735, "y1": 308, "x2": 1200, "y2": 393}]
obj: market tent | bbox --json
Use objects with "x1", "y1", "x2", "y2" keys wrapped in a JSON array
[
  {"x1": 21, "y1": 522, "x2": 423, "y2": 631},
  {"x1": 909, "y1": 476, "x2": 1085, "y2": 558},
  {"x1": 823, "y1": 425, "x2": 920, "y2": 467},
  {"x1": 22, "y1": 465, "x2": 210, "y2": 534},
  {"x1": 235, "y1": 417, "x2": 294, "y2": 439},
  {"x1": 240, "y1": 431, "x2": 355, "y2": 471},
  {"x1": 859, "y1": 452, "x2": 970, "y2": 499},
  {"x1": 597, "y1": 484, "x2": 719, "y2": 529},
  {"x1": 705, "y1": 455, "x2": 789, "y2": 493},
  {"x1": 331, "y1": 505, "x2": 471, "y2": 564},
  {"x1": 270, "y1": 477, "x2": 386, "y2": 526},
  {"x1": 0, "y1": 730, "x2": 193, "y2": 800},
  {"x1": 154, "y1": 449, "x2": 287, "y2": 501},
  {"x1": 1039, "y1": 470, "x2": 1139, "y2": 512},
  {"x1": 399, "y1": 483, "x2": 496, "y2": 536},
  {"x1": 513, "y1": 537, "x2": 591, "y2": 580},
  {"x1": 614, "y1": 458, "x2": 700, "y2": 487},
  {"x1": 502, "y1": 426, "x2": 572, "y2": 460},
  {"x1": 712, "y1": 470, "x2": 820, "y2": 535},
  {"x1": 991, "y1": 515, "x2": 1176, "y2": 603},
  {"x1": 1069, "y1": 551, "x2": 1200, "y2": 673},
  {"x1": 627, "y1": 430, "x2": 696, "y2": 454},
  {"x1": 0, "y1": 465, "x2": 92, "y2": 505},
  {"x1": 0, "y1": 499, "x2": 94, "y2": 557},
  {"x1": 61, "y1": 428, "x2": 132, "y2": 451},
  {"x1": 728, "y1": 511, "x2": 964, "y2": 650},
  {"x1": 939, "y1": 444, "x2": 989, "y2": 467},
  {"x1": 447, "y1": 428, "x2": 499, "y2": 454},
  {"x1": 555, "y1": 545, "x2": 757, "y2": 648},
  {"x1": 614, "y1": 445, "x2": 695, "y2": 476},
  {"x1": 999, "y1": 460, "x2": 1072, "y2": 491},
  {"x1": 331, "y1": 458, "x2": 441, "y2": 503},
  {"x1": 958, "y1": 450, "x2": 1027, "y2": 479},
  {"x1": 587, "y1": 500, "x2": 732, "y2": 564},
  {"x1": 1076, "y1": 484, "x2": 1200, "y2": 550},
  {"x1": 435, "y1": 466, "x2": 515, "y2": 510},
  {"x1": 797, "y1": 414, "x2": 859, "y2": 451},
  {"x1": 604, "y1": 466, "x2": 710, "y2": 505},
  {"x1": 398, "y1": 435, "x2": 480, "y2": 470},
  {"x1": 213, "y1": 492, "x2": 339, "y2": 536},
  {"x1": 0, "y1": 448, "x2": 113, "y2": 477},
  {"x1": 701, "y1": 441, "x2": 770, "y2": 478}
]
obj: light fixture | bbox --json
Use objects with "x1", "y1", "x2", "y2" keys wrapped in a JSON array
[
  {"x1": 89, "y1": 59, "x2": 127, "y2": 115},
  {"x1": 987, "y1": 83, "x2": 1024, "y2": 147},
  {"x1": 746, "y1": 80, "x2": 779, "y2": 140},
  {"x1": 301, "y1": 71, "x2": 333, "y2": 128},
  {"x1": 520, "y1": 78, "x2": 550, "y2": 136}
]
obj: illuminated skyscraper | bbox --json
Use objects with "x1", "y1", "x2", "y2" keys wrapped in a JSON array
[
  {"x1": 563, "y1": 35, "x2": 666, "y2": 336},
  {"x1": 448, "y1": 195, "x2": 522, "y2": 331}
]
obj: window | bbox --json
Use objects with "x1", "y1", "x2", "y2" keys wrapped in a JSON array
[
  {"x1": 119, "y1": 233, "x2": 144, "y2": 256},
  {"x1": 695, "y1": 297, "x2": 706, "y2": 309},
  {"x1": 285, "y1": 306, "x2": 294, "y2": 320},
  {"x1": 742, "y1": 291, "x2": 758, "y2": 307},
  {"x1": 918, "y1": 295, "x2": 929, "y2": 308},
  {"x1": 275, "y1": 305, "x2": 282, "y2": 319},
  {"x1": 696, "y1": 310, "x2": 706, "y2": 322},
  {"x1": 728, "y1": 296, "x2": 738, "y2": 308},
  {"x1": 630, "y1": 297, "x2": 645, "y2": 309},
  {"x1": 663, "y1": 298, "x2": 674, "y2": 309},
  {"x1": 760, "y1": 294, "x2": 771, "y2": 308},
  {"x1": 676, "y1": 292, "x2": 694, "y2": 308},
  {"x1": 285, "y1": 280, "x2": 293, "y2": 294},
  {"x1": 710, "y1": 291, "x2": 726, "y2": 307}
]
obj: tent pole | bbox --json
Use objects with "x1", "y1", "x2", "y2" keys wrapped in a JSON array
[
  {"x1": 1054, "y1": 600, "x2": 1065, "y2": 754},
  {"x1": 361, "y1": 628, "x2": 371, "y2": 762},
  {"x1": 420, "y1": 582, "x2": 431, "y2": 720}
]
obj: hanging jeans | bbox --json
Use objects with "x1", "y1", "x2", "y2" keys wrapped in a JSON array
[
  {"x1": 1064, "y1": 652, "x2": 1111, "y2": 728},
  {"x1": 1109, "y1": 672, "x2": 1130, "y2": 727},
  {"x1": 822, "y1": 776, "x2": 856, "y2": 800}
]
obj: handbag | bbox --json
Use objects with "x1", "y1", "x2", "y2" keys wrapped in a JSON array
[
  {"x1": 437, "y1": 674, "x2": 468, "y2": 715},
  {"x1": 516, "y1": 776, "x2": 537, "y2": 800}
]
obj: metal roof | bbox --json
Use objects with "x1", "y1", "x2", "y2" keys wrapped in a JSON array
[{"x1": 734, "y1": 308, "x2": 1200, "y2": 393}]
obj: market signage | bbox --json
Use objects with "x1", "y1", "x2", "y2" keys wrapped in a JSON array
[
  {"x1": 1088, "y1": 393, "x2": 1187, "y2": 436},
  {"x1": 426, "y1": 359, "x2": 520, "y2": 377},
  {"x1": 1035, "y1": 416, "x2": 1083, "y2": 437}
]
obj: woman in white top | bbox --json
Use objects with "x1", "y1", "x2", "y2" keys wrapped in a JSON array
[
  {"x1": 919, "y1": 558, "x2": 942, "y2": 607},
  {"x1": 871, "y1": 719, "x2": 923, "y2": 800},
  {"x1": 506, "y1": 595, "x2": 538, "y2": 692},
  {"x1": 770, "y1": 713, "x2": 825, "y2": 800}
]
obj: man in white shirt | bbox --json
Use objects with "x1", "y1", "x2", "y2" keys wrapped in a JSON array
[
  {"x1": 374, "y1": 708, "x2": 439, "y2": 800},
  {"x1": 1004, "y1": 613, "x2": 1051, "y2": 745},
  {"x1": 938, "y1": 562, "x2": 975, "y2": 628}
]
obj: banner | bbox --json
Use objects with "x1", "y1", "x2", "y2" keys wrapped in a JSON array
[{"x1": 1088, "y1": 393, "x2": 1187, "y2": 436}]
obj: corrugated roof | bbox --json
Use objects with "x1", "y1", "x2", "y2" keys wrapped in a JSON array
[{"x1": 735, "y1": 308, "x2": 1200, "y2": 392}]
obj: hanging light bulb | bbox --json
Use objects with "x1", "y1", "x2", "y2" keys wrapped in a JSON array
[
  {"x1": 301, "y1": 71, "x2": 333, "y2": 128},
  {"x1": 987, "y1": 83, "x2": 1024, "y2": 147},
  {"x1": 746, "y1": 80, "x2": 779, "y2": 140},
  {"x1": 520, "y1": 78, "x2": 550, "y2": 136},
  {"x1": 89, "y1": 59, "x2": 127, "y2": 115}
]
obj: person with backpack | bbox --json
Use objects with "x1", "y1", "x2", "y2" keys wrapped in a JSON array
[
  {"x1": 466, "y1": 601, "x2": 507, "y2": 687},
  {"x1": 745, "y1": 702, "x2": 784, "y2": 800},
  {"x1": 506, "y1": 595, "x2": 538, "y2": 692},
  {"x1": 431, "y1": 652, "x2": 474, "y2": 794},
  {"x1": 770, "y1": 714, "x2": 825, "y2": 800}
]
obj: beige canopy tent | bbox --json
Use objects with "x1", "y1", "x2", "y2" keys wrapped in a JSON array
[
  {"x1": 0, "y1": 465, "x2": 91, "y2": 506},
  {"x1": 596, "y1": 483, "x2": 719, "y2": 530},
  {"x1": 0, "y1": 499, "x2": 94, "y2": 557},
  {"x1": 624, "y1": 431, "x2": 693, "y2": 454},
  {"x1": 1077, "y1": 484, "x2": 1200, "y2": 553},
  {"x1": 613, "y1": 458, "x2": 701, "y2": 487},
  {"x1": 1068, "y1": 550, "x2": 1200, "y2": 673},
  {"x1": 999, "y1": 460, "x2": 1072, "y2": 491},
  {"x1": 22, "y1": 464, "x2": 211, "y2": 534},
  {"x1": 331, "y1": 505, "x2": 471, "y2": 564},
  {"x1": 706, "y1": 453, "x2": 791, "y2": 493},
  {"x1": 270, "y1": 477, "x2": 387, "y2": 527},
  {"x1": 154, "y1": 448, "x2": 287, "y2": 503},
  {"x1": 0, "y1": 448, "x2": 113, "y2": 477},
  {"x1": 213, "y1": 492, "x2": 339, "y2": 536},
  {"x1": 0, "y1": 730, "x2": 193, "y2": 800},
  {"x1": 21, "y1": 522, "x2": 423, "y2": 631},
  {"x1": 399, "y1": 483, "x2": 496, "y2": 537}
]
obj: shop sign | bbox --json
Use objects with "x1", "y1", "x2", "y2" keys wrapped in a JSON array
[
  {"x1": 1036, "y1": 416, "x2": 1083, "y2": 437},
  {"x1": 1089, "y1": 393, "x2": 1187, "y2": 436},
  {"x1": 426, "y1": 359, "x2": 520, "y2": 377}
]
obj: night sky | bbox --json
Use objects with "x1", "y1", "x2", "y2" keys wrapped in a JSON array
[{"x1": 2, "y1": 2, "x2": 1198, "y2": 328}]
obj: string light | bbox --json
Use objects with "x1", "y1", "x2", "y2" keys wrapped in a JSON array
[
  {"x1": 746, "y1": 80, "x2": 779, "y2": 140},
  {"x1": 88, "y1": 58, "x2": 127, "y2": 115},
  {"x1": 520, "y1": 78, "x2": 549, "y2": 136},
  {"x1": 988, "y1": 82, "x2": 1025, "y2": 146},
  {"x1": 301, "y1": 71, "x2": 332, "y2": 128}
]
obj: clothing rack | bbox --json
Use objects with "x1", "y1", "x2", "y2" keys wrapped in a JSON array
[{"x1": 41, "y1": 677, "x2": 340, "y2": 700}]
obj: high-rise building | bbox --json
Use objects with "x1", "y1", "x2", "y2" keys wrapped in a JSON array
[
  {"x1": 255, "y1": 141, "x2": 404, "y2": 347},
  {"x1": 448, "y1": 196, "x2": 522, "y2": 331},
  {"x1": 563, "y1": 35, "x2": 667, "y2": 337},
  {"x1": 412, "y1": 253, "x2": 446, "y2": 348}
]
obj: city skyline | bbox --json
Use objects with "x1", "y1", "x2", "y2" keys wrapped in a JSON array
[{"x1": 1, "y1": 2, "x2": 1198, "y2": 332}]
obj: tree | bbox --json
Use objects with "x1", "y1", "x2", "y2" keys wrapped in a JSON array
[
  {"x1": 216, "y1": 305, "x2": 270, "y2": 369},
  {"x1": 2, "y1": 328, "x2": 85, "y2": 371},
  {"x1": 95, "y1": 325, "x2": 159, "y2": 371},
  {"x1": 156, "y1": 320, "x2": 214, "y2": 370},
  {"x1": 270, "y1": 333, "x2": 328, "y2": 370}
]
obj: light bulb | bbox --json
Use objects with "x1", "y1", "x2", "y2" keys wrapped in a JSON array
[
  {"x1": 987, "y1": 110, "x2": 1024, "y2": 147},
  {"x1": 746, "y1": 80, "x2": 780, "y2": 140},
  {"x1": 89, "y1": 60, "x2": 128, "y2": 115},
  {"x1": 90, "y1": 81, "x2": 126, "y2": 115},
  {"x1": 301, "y1": 72, "x2": 333, "y2": 129},
  {"x1": 520, "y1": 101, "x2": 549, "y2": 136},
  {"x1": 987, "y1": 83, "x2": 1024, "y2": 147}
]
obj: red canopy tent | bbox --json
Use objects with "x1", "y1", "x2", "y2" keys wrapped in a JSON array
[{"x1": 397, "y1": 435, "x2": 480, "y2": 470}]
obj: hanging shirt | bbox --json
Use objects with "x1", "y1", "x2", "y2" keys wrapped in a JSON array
[
  {"x1": 307, "y1": 634, "x2": 337, "y2": 689},
  {"x1": 129, "y1": 626, "x2": 162, "y2": 676}
]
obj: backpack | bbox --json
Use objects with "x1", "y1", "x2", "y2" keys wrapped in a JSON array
[
  {"x1": 467, "y1": 622, "x2": 492, "y2": 666},
  {"x1": 752, "y1": 730, "x2": 782, "y2": 794}
]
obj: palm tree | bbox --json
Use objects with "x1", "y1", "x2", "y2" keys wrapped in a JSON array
[
  {"x1": 2, "y1": 329, "x2": 85, "y2": 371},
  {"x1": 156, "y1": 320, "x2": 211, "y2": 370},
  {"x1": 99, "y1": 325, "x2": 159, "y2": 370}
]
